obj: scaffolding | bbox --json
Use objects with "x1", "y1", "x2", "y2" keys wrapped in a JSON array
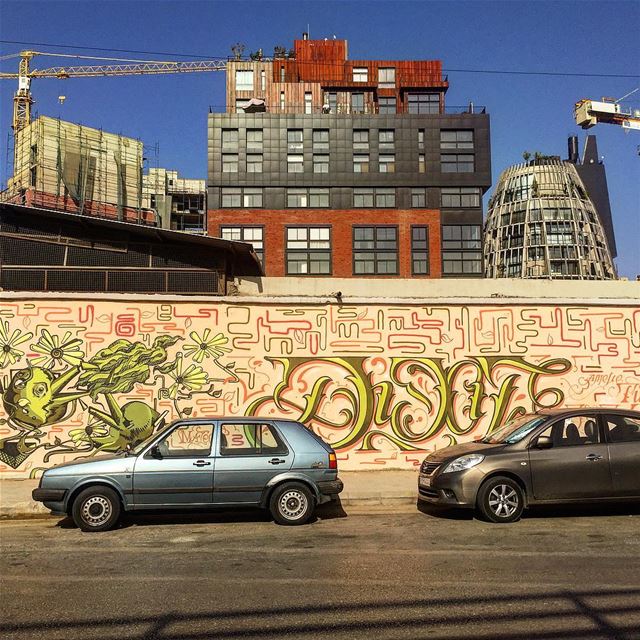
[{"x1": 2, "y1": 115, "x2": 155, "y2": 225}]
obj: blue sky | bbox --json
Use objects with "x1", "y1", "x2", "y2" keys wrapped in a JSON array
[{"x1": 1, "y1": 0, "x2": 638, "y2": 277}]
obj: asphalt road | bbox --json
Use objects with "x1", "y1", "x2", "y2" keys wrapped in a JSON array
[{"x1": 1, "y1": 503, "x2": 640, "y2": 640}]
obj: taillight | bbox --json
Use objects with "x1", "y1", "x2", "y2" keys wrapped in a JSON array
[{"x1": 328, "y1": 451, "x2": 337, "y2": 469}]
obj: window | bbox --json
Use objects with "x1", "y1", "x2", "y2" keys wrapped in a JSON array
[
  {"x1": 157, "y1": 423, "x2": 214, "y2": 457},
  {"x1": 246, "y1": 129, "x2": 263, "y2": 151},
  {"x1": 441, "y1": 187, "x2": 481, "y2": 208},
  {"x1": 353, "y1": 188, "x2": 395, "y2": 207},
  {"x1": 220, "y1": 423, "x2": 287, "y2": 456},
  {"x1": 379, "y1": 154, "x2": 395, "y2": 173},
  {"x1": 538, "y1": 415, "x2": 600, "y2": 447},
  {"x1": 221, "y1": 226, "x2": 264, "y2": 263},
  {"x1": 235, "y1": 99, "x2": 248, "y2": 113},
  {"x1": 442, "y1": 225, "x2": 482, "y2": 274},
  {"x1": 221, "y1": 188, "x2": 241, "y2": 207},
  {"x1": 411, "y1": 189, "x2": 426, "y2": 207},
  {"x1": 353, "y1": 154, "x2": 370, "y2": 173},
  {"x1": 260, "y1": 69, "x2": 266, "y2": 91},
  {"x1": 353, "y1": 67, "x2": 368, "y2": 82},
  {"x1": 418, "y1": 129, "x2": 425, "y2": 145},
  {"x1": 418, "y1": 154, "x2": 426, "y2": 173},
  {"x1": 286, "y1": 227, "x2": 331, "y2": 275},
  {"x1": 378, "y1": 67, "x2": 395, "y2": 88},
  {"x1": 280, "y1": 91, "x2": 285, "y2": 111},
  {"x1": 327, "y1": 92, "x2": 337, "y2": 113},
  {"x1": 287, "y1": 188, "x2": 330, "y2": 208},
  {"x1": 351, "y1": 92, "x2": 364, "y2": 114},
  {"x1": 545, "y1": 221, "x2": 574, "y2": 245},
  {"x1": 354, "y1": 188, "x2": 374, "y2": 208},
  {"x1": 313, "y1": 129, "x2": 329, "y2": 151},
  {"x1": 235, "y1": 70, "x2": 254, "y2": 91},
  {"x1": 221, "y1": 188, "x2": 263, "y2": 208},
  {"x1": 375, "y1": 188, "x2": 395, "y2": 207},
  {"x1": 313, "y1": 154, "x2": 329, "y2": 173},
  {"x1": 280, "y1": 65, "x2": 285, "y2": 82},
  {"x1": 353, "y1": 226, "x2": 398, "y2": 275},
  {"x1": 353, "y1": 129, "x2": 369, "y2": 150},
  {"x1": 221, "y1": 129, "x2": 238, "y2": 149},
  {"x1": 246, "y1": 154, "x2": 263, "y2": 173},
  {"x1": 407, "y1": 93, "x2": 439, "y2": 114},
  {"x1": 305, "y1": 91, "x2": 312, "y2": 114},
  {"x1": 287, "y1": 129, "x2": 303, "y2": 152},
  {"x1": 441, "y1": 153, "x2": 475, "y2": 173},
  {"x1": 412, "y1": 226, "x2": 430, "y2": 275},
  {"x1": 222, "y1": 154, "x2": 238, "y2": 173},
  {"x1": 440, "y1": 130, "x2": 474, "y2": 150},
  {"x1": 287, "y1": 155, "x2": 304, "y2": 173},
  {"x1": 378, "y1": 129, "x2": 394, "y2": 150},
  {"x1": 605, "y1": 415, "x2": 640, "y2": 443},
  {"x1": 378, "y1": 97, "x2": 396, "y2": 114}
]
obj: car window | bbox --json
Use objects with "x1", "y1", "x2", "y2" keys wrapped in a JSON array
[
  {"x1": 220, "y1": 423, "x2": 288, "y2": 456},
  {"x1": 157, "y1": 423, "x2": 214, "y2": 457},
  {"x1": 538, "y1": 415, "x2": 600, "y2": 447},
  {"x1": 605, "y1": 415, "x2": 640, "y2": 443}
]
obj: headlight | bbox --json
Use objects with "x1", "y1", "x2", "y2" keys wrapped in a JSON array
[{"x1": 441, "y1": 454, "x2": 485, "y2": 474}]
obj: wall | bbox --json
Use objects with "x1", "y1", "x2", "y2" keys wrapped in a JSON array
[
  {"x1": 0, "y1": 291, "x2": 638, "y2": 478},
  {"x1": 209, "y1": 208, "x2": 442, "y2": 277}
]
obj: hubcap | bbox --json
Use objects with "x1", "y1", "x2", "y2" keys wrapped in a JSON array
[
  {"x1": 488, "y1": 484, "x2": 519, "y2": 518},
  {"x1": 279, "y1": 490, "x2": 308, "y2": 520},
  {"x1": 81, "y1": 496, "x2": 112, "y2": 527}
]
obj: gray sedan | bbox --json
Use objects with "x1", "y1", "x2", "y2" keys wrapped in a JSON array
[
  {"x1": 418, "y1": 408, "x2": 640, "y2": 522},
  {"x1": 33, "y1": 418, "x2": 343, "y2": 531}
]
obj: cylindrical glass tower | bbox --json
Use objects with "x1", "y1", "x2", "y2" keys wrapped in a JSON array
[{"x1": 484, "y1": 158, "x2": 617, "y2": 279}]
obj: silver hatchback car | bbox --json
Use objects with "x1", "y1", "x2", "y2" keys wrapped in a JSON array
[{"x1": 33, "y1": 418, "x2": 343, "y2": 531}]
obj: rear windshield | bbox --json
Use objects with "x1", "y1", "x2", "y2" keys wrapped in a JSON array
[
  {"x1": 284, "y1": 421, "x2": 332, "y2": 452},
  {"x1": 482, "y1": 415, "x2": 545, "y2": 444}
]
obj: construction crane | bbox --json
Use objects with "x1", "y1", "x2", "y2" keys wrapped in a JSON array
[
  {"x1": 0, "y1": 50, "x2": 230, "y2": 132},
  {"x1": 575, "y1": 88, "x2": 640, "y2": 131}
]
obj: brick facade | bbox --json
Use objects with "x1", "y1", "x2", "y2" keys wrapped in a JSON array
[{"x1": 208, "y1": 208, "x2": 442, "y2": 277}]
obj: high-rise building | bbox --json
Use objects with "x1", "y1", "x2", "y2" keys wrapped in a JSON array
[
  {"x1": 484, "y1": 137, "x2": 617, "y2": 280},
  {"x1": 207, "y1": 36, "x2": 491, "y2": 278}
]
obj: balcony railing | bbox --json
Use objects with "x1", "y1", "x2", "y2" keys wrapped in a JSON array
[{"x1": 210, "y1": 103, "x2": 487, "y2": 115}]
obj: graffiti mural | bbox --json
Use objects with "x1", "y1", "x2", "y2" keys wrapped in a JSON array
[{"x1": 0, "y1": 299, "x2": 638, "y2": 476}]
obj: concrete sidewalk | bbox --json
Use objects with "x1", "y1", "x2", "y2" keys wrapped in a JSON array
[{"x1": 0, "y1": 470, "x2": 419, "y2": 520}]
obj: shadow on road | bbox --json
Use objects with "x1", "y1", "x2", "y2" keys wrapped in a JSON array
[
  {"x1": 54, "y1": 497, "x2": 348, "y2": 530},
  {"x1": 4, "y1": 586, "x2": 639, "y2": 639},
  {"x1": 416, "y1": 499, "x2": 640, "y2": 522}
]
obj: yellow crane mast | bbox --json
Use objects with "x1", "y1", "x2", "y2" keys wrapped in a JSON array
[{"x1": 0, "y1": 50, "x2": 229, "y2": 132}]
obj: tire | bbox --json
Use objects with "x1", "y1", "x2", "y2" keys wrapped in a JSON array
[
  {"x1": 476, "y1": 476, "x2": 524, "y2": 523},
  {"x1": 71, "y1": 486, "x2": 121, "y2": 532},
  {"x1": 269, "y1": 482, "x2": 315, "y2": 526}
]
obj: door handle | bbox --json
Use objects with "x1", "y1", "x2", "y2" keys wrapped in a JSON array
[
  {"x1": 193, "y1": 460, "x2": 211, "y2": 467},
  {"x1": 585, "y1": 454, "x2": 603, "y2": 461},
  {"x1": 269, "y1": 458, "x2": 286, "y2": 465}
]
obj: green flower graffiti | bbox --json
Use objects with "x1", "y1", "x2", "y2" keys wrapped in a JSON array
[
  {"x1": 0, "y1": 320, "x2": 33, "y2": 369},
  {"x1": 166, "y1": 355, "x2": 208, "y2": 399},
  {"x1": 183, "y1": 329, "x2": 231, "y2": 363},
  {"x1": 30, "y1": 329, "x2": 85, "y2": 369}
]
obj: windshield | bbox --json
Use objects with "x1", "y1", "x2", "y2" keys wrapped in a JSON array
[
  {"x1": 482, "y1": 415, "x2": 546, "y2": 445},
  {"x1": 128, "y1": 421, "x2": 175, "y2": 455}
]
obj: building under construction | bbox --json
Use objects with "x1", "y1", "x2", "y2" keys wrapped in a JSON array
[{"x1": 4, "y1": 115, "x2": 155, "y2": 224}]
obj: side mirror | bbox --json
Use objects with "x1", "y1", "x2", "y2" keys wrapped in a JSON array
[
  {"x1": 149, "y1": 444, "x2": 163, "y2": 459},
  {"x1": 534, "y1": 436, "x2": 553, "y2": 450}
]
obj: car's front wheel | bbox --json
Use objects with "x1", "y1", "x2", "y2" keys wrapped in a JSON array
[
  {"x1": 269, "y1": 482, "x2": 315, "y2": 526},
  {"x1": 476, "y1": 476, "x2": 524, "y2": 523},
  {"x1": 71, "y1": 486, "x2": 121, "y2": 532}
]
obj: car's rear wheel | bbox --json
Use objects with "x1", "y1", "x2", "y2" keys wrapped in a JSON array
[
  {"x1": 72, "y1": 486, "x2": 121, "y2": 532},
  {"x1": 476, "y1": 476, "x2": 524, "y2": 523},
  {"x1": 269, "y1": 482, "x2": 315, "y2": 526}
]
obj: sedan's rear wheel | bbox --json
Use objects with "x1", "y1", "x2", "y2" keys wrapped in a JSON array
[
  {"x1": 72, "y1": 486, "x2": 121, "y2": 532},
  {"x1": 477, "y1": 476, "x2": 524, "y2": 523},
  {"x1": 269, "y1": 482, "x2": 315, "y2": 526}
]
